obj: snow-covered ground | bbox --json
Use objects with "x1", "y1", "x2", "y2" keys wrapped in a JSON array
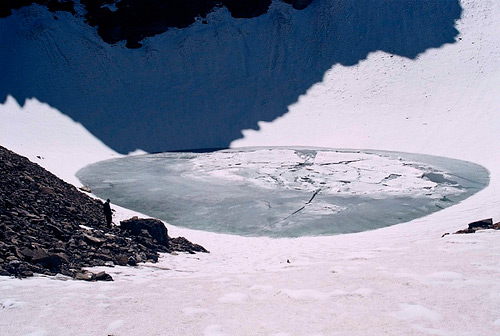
[
  {"x1": 1, "y1": 0, "x2": 500, "y2": 335},
  {"x1": 0, "y1": 96, "x2": 121, "y2": 187}
]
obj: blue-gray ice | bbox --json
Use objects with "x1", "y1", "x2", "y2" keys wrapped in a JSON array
[{"x1": 77, "y1": 148, "x2": 489, "y2": 237}]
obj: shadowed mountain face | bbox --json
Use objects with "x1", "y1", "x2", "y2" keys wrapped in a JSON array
[
  {"x1": 0, "y1": 0, "x2": 461, "y2": 154},
  {"x1": 0, "y1": 0, "x2": 312, "y2": 48}
]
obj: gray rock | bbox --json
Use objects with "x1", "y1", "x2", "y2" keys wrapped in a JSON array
[
  {"x1": 31, "y1": 247, "x2": 51, "y2": 263},
  {"x1": 115, "y1": 254, "x2": 129, "y2": 266},
  {"x1": 79, "y1": 186, "x2": 92, "y2": 193},
  {"x1": 120, "y1": 217, "x2": 169, "y2": 247},
  {"x1": 83, "y1": 233, "x2": 106, "y2": 245},
  {"x1": 127, "y1": 257, "x2": 137, "y2": 266},
  {"x1": 33, "y1": 253, "x2": 69, "y2": 273},
  {"x1": 468, "y1": 218, "x2": 493, "y2": 230},
  {"x1": 75, "y1": 272, "x2": 94, "y2": 281},
  {"x1": 95, "y1": 271, "x2": 113, "y2": 281}
]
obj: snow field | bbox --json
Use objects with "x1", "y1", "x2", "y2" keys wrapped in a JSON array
[{"x1": 1, "y1": 0, "x2": 500, "y2": 335}]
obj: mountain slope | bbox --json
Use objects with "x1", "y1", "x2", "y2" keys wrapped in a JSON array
[
  {"x1": 0, "y1": 0, "x2": 313, "y2": 48},
  {"x1": 0, "y1": 0, "x2": 461, "y2": 153}
]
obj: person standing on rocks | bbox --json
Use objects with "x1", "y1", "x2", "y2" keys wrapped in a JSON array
[{"x1": 103, "y1": 199, "x2": 112, "y2": 227}]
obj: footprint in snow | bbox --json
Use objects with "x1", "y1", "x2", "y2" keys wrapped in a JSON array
[{"x1": 0, "y1": 298, "x2": 24, "y2": 309}]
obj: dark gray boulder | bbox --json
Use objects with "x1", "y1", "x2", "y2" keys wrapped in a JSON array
[
  {"x1": 453, "y1": 218, "x2": 499, "y2": 235},
  {"x1": 94, "y1": 271, "x2": 113, "y2": 281},
  {"x1": 75, "y1": 270, "x2": 113, "y2": 281},
  {"x1": 120, "y1": 217, "x2": 169, "y2": 247},
  {"x1": 467, "y1": 218, "x2": 493, "y2": 230}
]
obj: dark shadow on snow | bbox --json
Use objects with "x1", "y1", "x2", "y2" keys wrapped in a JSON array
[{"x1": 0, "y1": 0, "x2": 461, "y2": 154}]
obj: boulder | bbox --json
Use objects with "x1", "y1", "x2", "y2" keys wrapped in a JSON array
[
  {"x1": 75, "y1": 270, "x2": 113, "y2": 281},
  {"x1": 453, "y1": 218, "x2": 499, "y2": 235},
  {"x1": 170, "y1": 236, "x2": 209, "y2": 253},
  {"x1": 127, "y1": 257, "x2": 137, "y2": 266},
  {"x1": 30, "y1": 247, "x2": 50, "y2": 262},
  {"x1": 33, "y1": 252, "x2": 69, "y2": 273},
  {"x1": 120, "y1": 217, "x2": 169, "y2": 247},
  {"x1": 455, "y1": 228, "x2": 475, "y2": 234},
  {"x1": 75, "y1": 271, "x2": 94, "y2": 281},
  {"x1": 79, "y1": 186, "x2": 92, "y2": 193},
  {"x1": 114, "y1": 254, "x2": 129, "y2": 266},
  {"x1": 94, "y1": 271, "x2": 113, "y2": 281},
  {"x1": 46, "y1": 224, "x2": 67, "y2": 241},
  {"x1": 468, "y1": 218, "x2": 493, "y2": 230},
  {"x1": 83, "y1": 233, "x2": 106, "y2": 245}
]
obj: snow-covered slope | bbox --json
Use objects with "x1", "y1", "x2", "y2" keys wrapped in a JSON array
[
  {"x1": 0, "y1": 96, "x2": 121, "y2": 186},
  {"x1": 1, "y1": 0, "x2": 500, "y2": 335},
  {"x1": 234, "y1": 0, "x2": 500, "y2": 173},
  {"x1": 0, "y1": 0, "x2": 461, "y2": 153},
  {"x1": 0, "y1": 96, "x2": 141, "y2": 225}
]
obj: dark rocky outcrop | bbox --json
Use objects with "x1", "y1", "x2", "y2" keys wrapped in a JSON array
[
  {"x1": 443, "y1": 218, "x2": 500, "y2": 236},
  {"x1": 0, "y1": 146, "x2": 208, "y2": 280},
  {"x1": 169, "y1": 236, "x2": 209, "y2": 254},
  {"x1": 75, "y1": 270, "x2": 113, "y2": 281},
  {"x1": 120, "y1": 217, "x2": 208, "y2": 254},
  {"x1": 0, "y1": 0, "x2": 75, "y2": 18},
  {"x1": 120, "y1": 217, "x2": 169, "y2": 248},
  {"x1": 467, "y1": 218, "x2": 494, "y2": 230},
  {"x1": 0, "y1": 0, "x2": 313, "y2": 48}
]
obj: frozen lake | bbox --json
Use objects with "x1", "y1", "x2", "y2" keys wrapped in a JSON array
[{"x1": 77, "y1": 148, "x2": 489, "y2": 237}]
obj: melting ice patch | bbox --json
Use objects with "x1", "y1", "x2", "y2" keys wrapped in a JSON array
[
  {"x1": 185, "y1": 149, "x2": 453, "y2": 198},
  {"x1": 77, "y1": 148, "x2": 488, "y2": 237}
]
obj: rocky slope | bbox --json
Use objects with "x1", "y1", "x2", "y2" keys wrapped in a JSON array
[
  {"x1": 0, "y1": 0, "x2": 313, "y2": 48},
  {"x1": 0, "y1": 146, "x2": 207, "y2": 279}
]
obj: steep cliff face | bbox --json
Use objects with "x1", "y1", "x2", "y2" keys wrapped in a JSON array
[
  {"x1": 1, "y1": 0, "x2": 313, "y2": 48},
  {"x1": 0, "y1": 0, "x2": 461, "y2": 154}
]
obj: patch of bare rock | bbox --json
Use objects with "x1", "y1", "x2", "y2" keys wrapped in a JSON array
[
  {"x1": 442, "y1": 218, "x2": 500, "y2": 238},
  {"x1": 0, "y1": 146, "x2": 208, "y2": 281}
]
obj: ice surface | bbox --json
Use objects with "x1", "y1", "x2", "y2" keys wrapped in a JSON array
[{"x1": 77, "y1": 148, "x2": 488, "y2": 237}]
